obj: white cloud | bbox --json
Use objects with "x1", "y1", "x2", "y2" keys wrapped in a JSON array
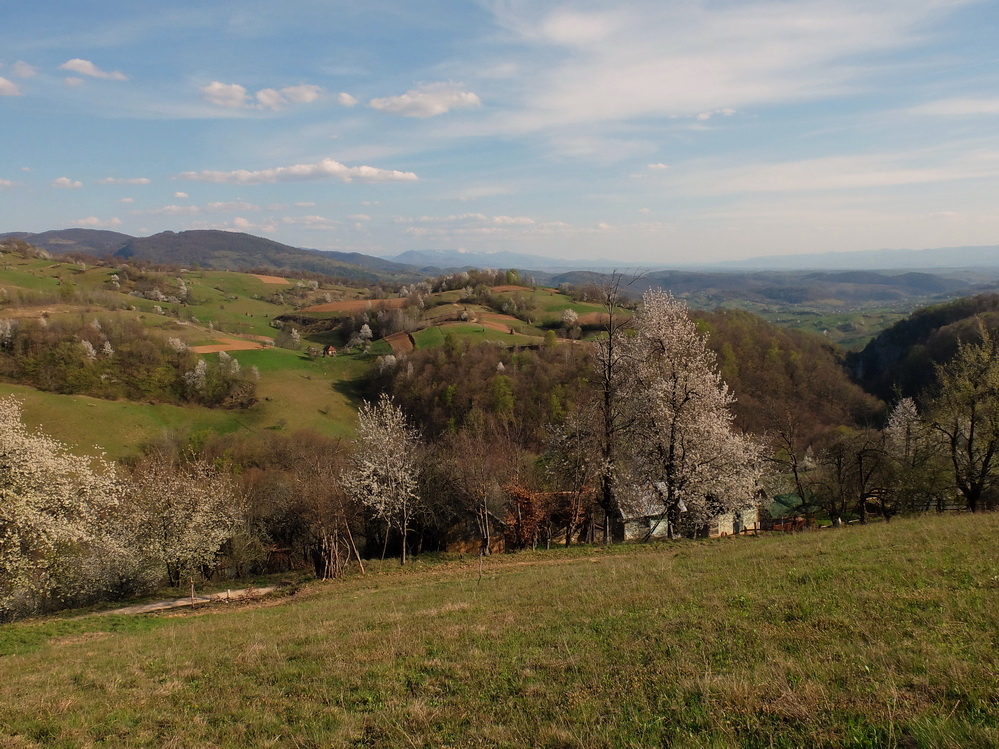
[
  {"x1": 647, "y1": 163, "x2": 669, "y2": 170},
  {"x1": 75, "y1": 217, "x2": 122, "y2": 228},
  {"x1": 296, "y1": 201, "x2": 316, "y2": 207},
  {"x1": 174, "y1": 191, "x2": 188, "y2": 198},
  {"x1": 0, "y1": 77, "x2": 21, "y2": 96},
  {"x1": 338, "y1": 92, "x2": 358, "y2": 107},
  {"x1": 178, "y1": 157, "x2": 418, "y2": 184},
  {"x1": 909, "y1": 98, "x2": 999, "y2": 116},
  {"x1": 64, "y1": 77, "x2": 85, "y2": 87},
  {"x1": 51, "y1": 177, "x2": 83, "y2": 189},
  {"x1": 370, "y1": 82, "x2": 481, "y2": 118},
  {"x1": 11, "y1": 61, "x2": 36, "y2": 78},
  {"x1": 98, "y1": 177, "x2": 151, "y2": 185},
  {"x1": 201, "y1": 81, "x2": 250, "y2": 108},
  {"x1": 0, "y1": 179, "x2": 17, "y2": 189},
  {"x1": 59, "y1": 58, "x2": 127, "y2": 81},
  {"x1": 281, "y1": 84, "x2": 322, "y2": 104},
  {"x1": 119, "y1": 197, "x2": 134, "y2": 204},
  {"x1": 348, "y1": 214, "x2": 371, "y2": 221},
  {"x1": 203, "y1": 81, "x2": 324, "y2": 110},
  {"x1": 254, "y1": 88, "x2": 285, "y2": 109}
]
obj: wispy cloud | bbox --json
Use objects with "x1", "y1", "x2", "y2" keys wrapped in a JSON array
[
  {"x1": 0, "y1": 77, "x2": 21, "y2": 96},
  {"x1": 370, "y1": 82, "x2": 481, "y2": 118},
  {"x1": 486, "y1": 1, "x2": 973, "y2": 132},
  {"x1": 149, "y1": 200, "x2": 261, "y2": 215},
  {"x1": 75, "y1": 216, "x2": 122, "y2": 228},
  {"x1": 11, "y1": 61, "x2": 37, "y2": 78},
  {"x1": 178, "y1": 157, "x2": 418, "y2": 184},
  {"x1": 98, "y1": 177, "x2": 151, "y2": 185},
  {"x1": 59, "y1": 58, "x2": 127, "y2": 81},
  {"x1": 668, "y1": 147, "x2": 999, "y2": 197},
  {"x1": 201, "y1": 81, "x2": 324, "y2": 110},
  {"x1": 909, "y1": 97, "x2": 999, "y2": 116}
]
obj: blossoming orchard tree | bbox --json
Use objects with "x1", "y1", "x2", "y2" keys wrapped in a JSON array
[
  {"x1": 127, "y1": 454, "x2": 243, "y2": 588},
  {"x1": 343, "y1": 394, "x2": 422, "y2": 565},
  {"x1": 625, "y1": 290, "x2": 765, "y2": 537},
  {"x1": 0, "y1": 397, "x2": 138, "y2": 620}
]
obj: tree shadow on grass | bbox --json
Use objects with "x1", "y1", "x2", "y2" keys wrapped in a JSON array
[{"x1": 331, "y1": 370, "x2": 376, "y2": 409}]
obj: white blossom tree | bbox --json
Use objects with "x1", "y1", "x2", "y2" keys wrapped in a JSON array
[
  {"x1": 343, "y1": 394, "x2": 422, "y2": 565},
  {"x1": 127, "y1": 454, "x2": 244, "y2": 587},
  {"x1": 928, "y1": 329, "x2": 999, "y2": 512},
  {"x1": 624, "y1": 290, "x2": 765, "y2": 537},
  {"x1": 0, "y1": 397, "x2": 142, "y2": 620}
]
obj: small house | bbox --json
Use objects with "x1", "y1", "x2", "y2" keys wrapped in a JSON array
[{"x1": 618, "y1": 485, "x2": 760, "y2": 542}]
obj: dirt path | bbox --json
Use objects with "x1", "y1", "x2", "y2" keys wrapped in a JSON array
[
  {"x1": 251, "y1": 274, "x2": 289, "y2": 284},
  {"x1": 101, "y1": 586, "x2": 279, "y2": 615}
]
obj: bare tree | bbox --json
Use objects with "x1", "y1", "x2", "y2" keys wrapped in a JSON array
[
  {"x1": 591, "y1": 271, "x2": 642, "y2": 542},
  {"x1": 343, "y1": 394, "x2": 422, "y2": 564}
]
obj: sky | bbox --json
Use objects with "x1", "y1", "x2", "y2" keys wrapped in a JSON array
[{"x1": 1, "y1": 0, "x2": 998, "y2": 264}]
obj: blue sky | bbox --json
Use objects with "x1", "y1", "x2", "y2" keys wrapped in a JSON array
[{"x1": 1, "y1": 0, "x2": 998, "y2": 263}]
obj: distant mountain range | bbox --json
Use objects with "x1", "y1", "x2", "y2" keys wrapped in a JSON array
[
  {"x1": 388, "y1": 244, "x2": 999, "y2": 272},
  {"x1": 714, "y1": 245, "x2": 999, "y2": 270},
  {"x1": 1, "y1": 229, "x2": 420, "y2": 282},
  {"x1": 388, "y1": 248, "x2": 621, "y2": 272}
]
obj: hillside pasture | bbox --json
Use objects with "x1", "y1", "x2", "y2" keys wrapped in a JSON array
[
  {"x1": 250, "y1": 273, "x2": 289, "y2": 284},
  {"x1": 0, "y1": 515, "x2": 996, "y2": 747}
]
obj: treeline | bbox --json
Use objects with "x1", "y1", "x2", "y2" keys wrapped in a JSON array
[
  {"x1": 377, "y1": 336, "x2": 591, "y2": 448},
  {"x1": 0, "y1": 315, "x2": 256, "y2": 407}
]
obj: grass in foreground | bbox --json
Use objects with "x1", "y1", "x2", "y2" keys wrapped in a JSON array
[{"x1": 1, "y1": 515, "x2": 998, "y2": 747}]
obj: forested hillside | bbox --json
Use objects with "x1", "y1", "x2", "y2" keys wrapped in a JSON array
[{"x1": 850, "y1": 293, "x2": 999, "y2": 400}]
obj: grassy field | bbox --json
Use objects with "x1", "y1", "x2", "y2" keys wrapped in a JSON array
[{"x1": 1, "y1": 514, "x2": 996, "y2": 747}]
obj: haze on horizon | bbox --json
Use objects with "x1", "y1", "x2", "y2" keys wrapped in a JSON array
[{"x1": 2, "y1": 1, "x2": 998, "y2": 264}]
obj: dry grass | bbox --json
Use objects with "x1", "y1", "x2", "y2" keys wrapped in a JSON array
[{"x1": 1, "y1": 514, "x2": 997, "y2": 747}]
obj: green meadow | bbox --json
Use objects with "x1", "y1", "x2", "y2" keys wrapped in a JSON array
[{"x1": 1, "y1": 514, "x2": 996, "y2": 748}]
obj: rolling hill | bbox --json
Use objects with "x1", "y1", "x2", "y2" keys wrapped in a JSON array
[{"x1": 2, "y1": 229, "x2": 422, "y2": 283}]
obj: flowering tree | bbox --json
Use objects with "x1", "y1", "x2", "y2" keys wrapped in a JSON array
[
  {"x1": 127, "y1": 454, "x2": 244, "y2": 587},
  {"x1": 0, "y1": 397, "x2": 139, "y2": 620},
  {"x1": 884, "y1": 397, "x2": 948, "y2": 515},
  {"x1": 343, "y1": 394, "x2": 422, "y2": 565},
  {"x1": 929, "y1": 329, "x2": 999, "y2": 512},
  {"x1": 625, "y1": 290, "x2": 765, "y2": 537}
]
